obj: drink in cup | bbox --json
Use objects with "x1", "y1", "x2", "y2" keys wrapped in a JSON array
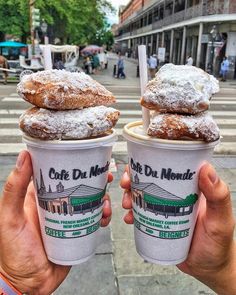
[
  {"x1": 123, "y1": 121, "x2": 219, "y2": 265},
  {"x1": 23, "y1": 131, "x2": 117, "y2": 265}
]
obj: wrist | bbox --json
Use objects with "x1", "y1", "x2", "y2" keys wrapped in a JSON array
[
  {"x1": 197, "y1": 241, "x2": 236, "y2": 295},
  {"x1": 0, "y1": 272, "x2": 23, "y2": 295}
]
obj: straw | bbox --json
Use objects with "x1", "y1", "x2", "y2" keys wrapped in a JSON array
[
  {"x1": 138, "y1": 45, "x2": 150, "y2": 132},
  {"x1": 43, "y1": 45, "x2": 53, "y2": 70}
]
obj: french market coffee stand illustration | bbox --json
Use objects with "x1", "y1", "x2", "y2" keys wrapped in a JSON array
[
  {"x1": 35, "y1": 162, "x2": 109, "y2": 241},
  {"x1": 129, "y1": 157, "x2": 200, "y2": 243},
  {"x1": 37, "y1": 169, "x2": 106, "y2": 217},
  {"x1": 131, "y1": 173, "x2": 198, "y2": 219}
]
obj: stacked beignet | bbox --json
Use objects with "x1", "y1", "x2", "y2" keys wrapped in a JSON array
[
  {"x1": 18, "y1": 70, "x2": 119, "y2": 140},
  {"x1": 141, "y1": 64, "x2": 220, "y2": 142}
]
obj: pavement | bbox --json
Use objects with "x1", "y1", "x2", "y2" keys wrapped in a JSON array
[{"x1": 0, "y1": 55, "x2": 236, "y2": 294}]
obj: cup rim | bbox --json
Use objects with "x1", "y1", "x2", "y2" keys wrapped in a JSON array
[
  {"x1": 22, "y1": 129, "x2": 117, "y2": 150},
  {"x1": 123, "y1": 121, "x2": 220, "y2": 150}
]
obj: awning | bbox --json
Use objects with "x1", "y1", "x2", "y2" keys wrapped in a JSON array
[{"x1": 0, "y1": 41, "x2": 27, "y2": 47}]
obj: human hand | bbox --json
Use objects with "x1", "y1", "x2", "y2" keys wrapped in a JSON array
[
  {"x1": 0, "y1": 150, "x2": 112, "y2": 294},
  {"x1": 120, "y1": 163, "x2": 236, "y2": 294}
]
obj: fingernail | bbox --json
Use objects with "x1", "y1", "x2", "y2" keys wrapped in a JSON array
[
  {"x1": 124, "y1": 171, "x2": 129, "y2": 178},
  {"x1": 208, "y1": 166, "x2": 218, "y2": 184},
  {"x1": 103, "y1": 200, "x2": 109, "y2": 208},
  {"x1": 16, "y1": 151, "x2": 26, "y2": 171}
]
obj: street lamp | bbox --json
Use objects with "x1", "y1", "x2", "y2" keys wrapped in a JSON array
[{"x1": 210, "y1": 25, "x2": 217, "y2": 75}]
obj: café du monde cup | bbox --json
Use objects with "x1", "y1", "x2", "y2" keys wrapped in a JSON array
[
  {"x1": 123, "y1": 121, "x2": 219, "y2": 265},
  {"x1": 23, "y1": 131, "x2": 117, "y2": 265}
]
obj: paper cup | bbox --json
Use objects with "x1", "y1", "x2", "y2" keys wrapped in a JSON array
[
  {"x1": 23, "y1": 131, "x2": 117, "y2": 265},
  {"x1": 123, "y1": 122, "x2": 219, "y2": 265}
]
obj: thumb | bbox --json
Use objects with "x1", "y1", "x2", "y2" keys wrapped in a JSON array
[
  {"x1": 1, "y1": 150, "x2": 33, "y2": 217},
  {"x1": 198, "y1": 163, "x2": 234, "y2": 232}
]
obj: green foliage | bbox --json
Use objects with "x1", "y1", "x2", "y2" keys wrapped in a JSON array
[{"x1": 0, "y1": 0, "x2": 115, "y2": 45}]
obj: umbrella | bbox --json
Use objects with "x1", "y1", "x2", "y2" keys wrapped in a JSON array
[
  {"x1": 81, "y1": 45, "x2": 102, "y2": 54},
  {"x1": 0, "y1": 41, "x2": 27, "y2": 47}
]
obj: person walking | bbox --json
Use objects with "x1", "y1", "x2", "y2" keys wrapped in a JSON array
[
  {"x1": 92, "y1": 52, "x2": 100, "y2": 74},
  {"x1": 0, "y1": 55, "x2": 8, "y2": 84},
  {"x1": 104, "y1": 51, "x2": 108, "y2": 69},
  {"x1": 186, "y1": 55, "x2": 193, "y2": 66},
  {"x1": 220, "y1": 56, "x2": 229, "y2": 81},
  {"x1": 117, "y1": 53, "x2": 126, "y2": 79},
  {"x1": 148, "y1": 54, "x2": 158, "y2": 79}
]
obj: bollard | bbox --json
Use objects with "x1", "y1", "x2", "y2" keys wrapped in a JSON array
[
  {"x1": 136, "y1": 65, "x2": 140, "y2": 78},
  {"x1": 113, "y1": 65, "x2": 117, "y2": 77}
]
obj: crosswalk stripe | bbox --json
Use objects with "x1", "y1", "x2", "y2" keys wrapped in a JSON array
[
  {"x1": 0, "y1": 143, "x2": 26, "y2": 154},
  {"x1": 0, "y1": 110, "x2": 24, "y2": 115},
  {"x1": 2, "y1": 97, "x2": 23, "y2": 102},
  {"x1": 0, "y1": 118, "x2": 19, "y2": 124},
  {"x1": 0, "y1": 129, "x2": 23, "y2": 136}
]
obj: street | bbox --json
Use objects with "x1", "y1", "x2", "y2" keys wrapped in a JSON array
[
  {"x1": 1, "y1": 55, "x2": 236, "y2": 154},
  {"x1": 0, "y1": 56, "x2": 236, "y2": 294}
]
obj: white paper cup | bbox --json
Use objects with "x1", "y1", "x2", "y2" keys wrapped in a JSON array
[
  {"x1": 123, "y1": 122, "x2": 219, "y2": 265},
  {"x1": 23, "y1": 131, "x2": 117, "y2": 265}
]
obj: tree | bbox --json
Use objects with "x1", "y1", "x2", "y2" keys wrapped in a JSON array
[{"x1": 0, "y1": 0, "x2": 115, "y2": 45}]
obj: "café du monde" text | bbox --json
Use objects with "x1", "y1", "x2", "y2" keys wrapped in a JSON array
[{"x1": 130, "y1": 158, "x2": 195, "y2": 181}]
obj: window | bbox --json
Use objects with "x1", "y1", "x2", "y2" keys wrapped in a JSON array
[{"x1": 148, "y1": 12, "x2": 152, "y2": 24}]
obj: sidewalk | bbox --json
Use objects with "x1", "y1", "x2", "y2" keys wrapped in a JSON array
[{"x1": 0, "y1": 154, "x2": 235, "y2": 295}]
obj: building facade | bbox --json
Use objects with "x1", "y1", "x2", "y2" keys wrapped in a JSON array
[{"x1": 115, "y1": 0, "x2": 236, "y2": 78}]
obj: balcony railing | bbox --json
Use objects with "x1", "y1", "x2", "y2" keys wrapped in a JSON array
[
  {"x1": 152, "y1": 4, "x2": 203, "y2": 30},
  {"x1": 117, "y1": 0, "x2": 233, "y2": 39}
]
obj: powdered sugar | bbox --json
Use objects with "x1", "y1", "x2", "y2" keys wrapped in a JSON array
[
  {"x1": 149, "y1": 112, "x2": 220, "y2": 142},
  {"x1": 17, "y1": 69, "x2": 113, "y2": 97},
  {"x1": 20, "y1": 106, "x2": 119, "y2": 140},
  {"x1": 16, "y1": 69, "x2": 116, "y2": 110},
  {"x1": 143, "y1": 64, "x2": 219, "y2": 114}
]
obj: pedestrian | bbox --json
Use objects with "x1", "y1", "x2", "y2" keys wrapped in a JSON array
[
  {"x1": 54, "y1": 59, "x2": 65, "y2": 70},
  {"x1": 92, "y1": 51, "x2": 100, "y2": 74},
  {"x1": 148, "y1": 54, "x2": 158, "y2": 79},
  {"x1": 84, "y1": 55, "x2": 92, "y2": 74},
  {"x1": 0, "y1": 55, "x2": 8, "y2": 84},
  {"x1": 220, "y1": 56, "x2": 229, "y2": 81},
  {"x1": 117, "y1": 52, "x2": 126, "y2": 79},
  {"x1": 98, "y1": 51, "x2": 105, "y2": 70},
  {"x1": 104, "y1": 50, "x2": 108, "y2": 69},
  {"x1": 186, "y1": 55, "x2": 193, "y2": 66}
]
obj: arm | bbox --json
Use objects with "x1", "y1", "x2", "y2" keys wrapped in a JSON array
[{"x1": 120, "y1": 163, "x2": 236, "y2": 294}]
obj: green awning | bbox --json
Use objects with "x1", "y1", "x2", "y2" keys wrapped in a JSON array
[
  {"x1": 70, "y1": 189, "x2": 105, "y2": 206},
  {"x1": 144, "y1": 193, "x2": 198, "y2": 207}
]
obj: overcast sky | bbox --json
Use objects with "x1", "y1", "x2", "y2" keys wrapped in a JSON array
[{"x1": 107, "y1": 0, "x2": 130, "y2": 25}]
